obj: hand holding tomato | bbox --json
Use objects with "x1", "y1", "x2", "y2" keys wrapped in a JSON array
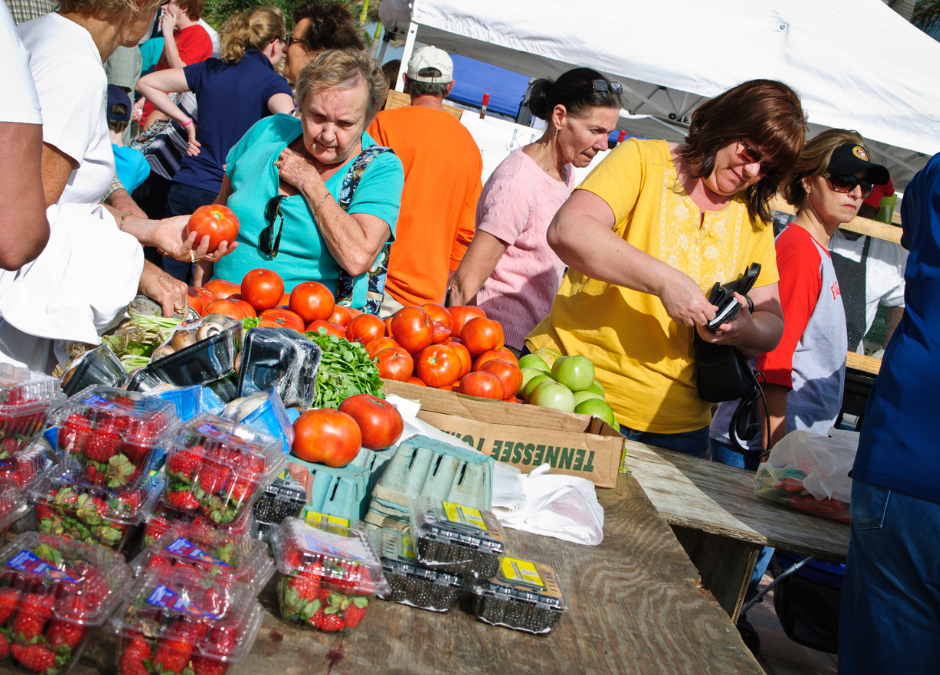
[{"x1": 184, "y1": 205, "x2": 241, "y2": 258}]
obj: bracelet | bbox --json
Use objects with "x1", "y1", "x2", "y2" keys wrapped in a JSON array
[
  {"x1": 180, "y1": 118, "x2": 193, "y2": 127},
  {"x1": 119, "y1": 212, "x2": 133, "y2": 232},
  {"x1": 313, "y1": 193, "x2": 330, "y2": 223},
  {"x1": 745, "y1": 295, "x2": 754, "y2": 313}
]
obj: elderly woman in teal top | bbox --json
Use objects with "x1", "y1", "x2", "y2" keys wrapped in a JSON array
[{"x1": 195, "y1": 49, "x2": 403, "y2": 312}]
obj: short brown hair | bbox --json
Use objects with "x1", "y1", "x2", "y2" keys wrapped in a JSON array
[
  {"x1": 679, "y1": 79, "x2": 806, "y2": 224},
  {"x1": 783, "y1": 129, "x2": 866, "y2": 211},
  {"x1": 292, "y1": 2, "x2": 363, "y2": 51},
  {"x1": 296, "y1": 49, "x2": 388, "y2": 127},
  {"x1": 175, "y1": 0, "x2": 203, "y2": 21}
]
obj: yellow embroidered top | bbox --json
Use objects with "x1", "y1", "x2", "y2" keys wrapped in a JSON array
[{"x1": 525, "y1": 139, "x2": 779, "y2": 434}]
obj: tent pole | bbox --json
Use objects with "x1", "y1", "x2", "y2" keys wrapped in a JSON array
[{"x1": 396, "y1": 21, "x2": 418, "y2": 92}]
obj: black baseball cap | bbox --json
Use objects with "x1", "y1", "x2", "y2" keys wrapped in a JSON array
[
  {"x1": 106, "y1": 85, "x2": 132, "y2": 122},
  {"x1": 828, "y1": 143, "x2": 890, "y2": 185}
]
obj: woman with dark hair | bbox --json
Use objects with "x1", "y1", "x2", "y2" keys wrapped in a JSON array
[
  {"x1": 526, "y1": 79, "x2": 806, "y2": 456},
  {"x1": 447, "y1": 68, "x2": 621, "y2": 351},
  {"x1": 281, "y1": 1, "x2": 363, "y2": 85}
]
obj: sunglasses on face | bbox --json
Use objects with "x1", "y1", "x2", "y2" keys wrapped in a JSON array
[
  {"x1": 823, "y1": 172, "x2": 874, "y2": 200},
  {"x1": 739, "y1": 141, "x2": 778, "y2": 178},
  {"x1": 584, "y1": 79, "x2": 623, "y2": 95},
  {"x1": 285, "y1": 35, "x2": 310, "y2": 48},
  {"x1": 259, "y1": 195, "x2": 284, "y2": 257}
]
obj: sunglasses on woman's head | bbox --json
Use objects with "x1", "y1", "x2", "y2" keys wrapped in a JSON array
[
  {"x1": 259, "y1": 195, "x2": 284, "y2": 257},
  {"x1": 823, "y1": 172, "x2": 874, "y2": 200},
  {"x1": 584, "y1": 79, "x2": 623, "y2": 95},
  {"x1": 739, "y1": 141, "x2": 778, "y2": 178}
]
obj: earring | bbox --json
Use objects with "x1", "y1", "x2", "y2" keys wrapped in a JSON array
[{"x1": 555, "y1": 128, "x2": 560, "y2": 135}]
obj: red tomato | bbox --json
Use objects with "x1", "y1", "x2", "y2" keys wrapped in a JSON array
[
  {"x1": 461, "y1": 318, "x2": 504, "y2": 357},
  {"x1": 289, "y1": 281, "x2": 335, "y2": 324},
  {"x1": 416, "y1": 344, "x2": 462, "y2": 388},
  {"x1": 305, "y1": 319, "x2": 346, "y2": 338},
  {"x1": 431, "y1": 321, "x2": 452, "y2": 344},
  {"x1": 230, "y1": 297, "x2": 256, "y2": 318},
  {"x1": 391, "y1": 306, "x2": 434, "y2": 354},
  {"x1": 348, "y1": 307, "x2": 363, "y2": 318},
  {"x1": 445, "y1": 341, "x2": 472, "y2": 379},
  {"x1": 204, "y1": 279, "x2": 240, "y2": 299},
  {"x1": 458, "y1": 371, "x2": 505, "y2": 400},
  {"x1": 186, "y1": 204, "x2": 240, "y2": 251},
  {"x1": 204, "y1": 299, "x2": 246, "y2": 321},
  {"x1": 186, "y1": 287, "x2": 204, "y2": 316},
  {"x1": 191, "y1": 286, "x2": 218, "y2": 309},
  {"x1": 329, "y1": 305, "x2": 353, "y2": 327},
  {"x1": 338, "y1": 393, "x2": 404, "y2": 450},
  {"x1": 279, "y1": 292, "x2": 291, "y2": 307},
  {"x1": 473, "y1": 348, "x2": 519, "y2": 371},
  {"x1": 241, "y1": 269, "x2": 285, "y2": 312},
  {"x1": 259, "y1": 308, "x2": 306, "y2": 332},
  {"x1": 375, "y1": 347, "x2": 414, "y2": 382},
  {"x1": 407, "y1": 376, "x2": 426, "y2": 387},
  {"x1": 366, "y1": 337, "x2": 401, "y2": 359},
  {"x1": 479, "y1": 359, "x2": 523, "y2": 399},
  {"x1": 450, "y1": 306, "x2": 486, "y2": 338},
  {"x1": 346, "y1": 314, "x2": 386, "y2": 346},
  {"x1": 423, "y1": 304, "x2": 453, "y2": 333},
  {"x1": 292, "y1": 409, "x2": 361, "y2": 467}
]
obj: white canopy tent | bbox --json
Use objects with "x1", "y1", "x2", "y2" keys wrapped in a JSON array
[{"x1": 380, "y1": 0, "x2": 940, "y2": 188}]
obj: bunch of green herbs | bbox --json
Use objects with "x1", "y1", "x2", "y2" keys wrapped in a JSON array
[{"x1": 305, "y1": 329, "x2": 384, "y2": 409}]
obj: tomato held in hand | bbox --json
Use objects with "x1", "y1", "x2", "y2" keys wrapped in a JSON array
[
  {"x1": 375, "y1": 347, "x2": 414, "y2": 382},
  {"x1": 292, "y1": 409, "x2": 361, "y2": 467},
  {"x1": 450, "y1": 306, "x2": 486, "y2": 338},
  {"x1": 391, "y1": 306, "x2": 433, "y2": 354},
  {"x1": 186, "y1": 204, "x2": 240, "y2": 251},
  {"x1": 461, "y1": 317, "x2": 504, "y2": 357},
  {"x1": 259, "y1": 308, "x2": 306, "y2": 332},
  {"x1": 338, "y1": 393, "x2": 404, "y2": 450},
  {"x1": 458, "y1": 371, "x2": 504, "y2": 400},
  {"x1": 290, "y1": 281, "x2": 335, "y2": 323},
  {"x1": 241, "y1": 269, "x2": 285, "y2": 312},
  {"x1": 416, "y1": 344, "x2": 462, "y2": 388},
  {"x1": 204, "y1": 279, "x2": 240, "y2": 299},
  {"x1": 479, "y1": 359, "x2": 524, "y2": 399},
  {"x1": 346, "y1": 314, "x2": 386, "y2": 346}
]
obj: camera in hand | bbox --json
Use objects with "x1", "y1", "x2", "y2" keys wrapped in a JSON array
[{"x1": 704, "y1": 263, "x2": 761, "y2": 332}]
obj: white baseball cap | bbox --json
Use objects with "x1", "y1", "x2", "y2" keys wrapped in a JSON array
[{"x1": 406, "y1": 46, "x2": 453, "y2": 83}]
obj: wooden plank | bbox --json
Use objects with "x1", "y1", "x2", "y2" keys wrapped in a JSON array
[
  {"x1": 847, "y1": 350, "x2": 881, "y2": 375},
  {"x1": 74, "y1": 472, "x2": 764, "y2": 675},
  {"x1": 622, "y1": 441, "x2": 849, "y2": 562},
  {"x1": 384, "y1": 89, "x2": 464, "y2": 120},
  {"x1": 769, "y1": 195, "x2": 902, "y2": 243}
]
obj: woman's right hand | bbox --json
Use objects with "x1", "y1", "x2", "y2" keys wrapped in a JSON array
[
  {"x1": 184, "y1": 122, "x2": 200, "y2": 156},
  {"x1": 657, "y1": 268, "x2": 717, "y2": 327}
]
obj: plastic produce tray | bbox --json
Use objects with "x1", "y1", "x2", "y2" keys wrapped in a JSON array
[
  {"x1": 235, "y1": 327, "x2": 321, "y2": 409},
  {"x1": 148, "y1": 315, "x2": 243, "y2": 387},
  {"x1": 470, "y1": 557, "x2": 566, "y2": 634}
]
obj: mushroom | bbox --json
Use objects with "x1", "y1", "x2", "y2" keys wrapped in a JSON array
[
  {"x1": 151, "y1": 344, "x2": 176, "y2": 361},
  {"x1": 233, "y1": 350, "x2": 243, "y2": 377},
  {"x1": 197, "y1": 314, "x2": 231, "y2": 341},
  {"x1": 170, "y1": 329, "x2": 198, "y2": 351}
]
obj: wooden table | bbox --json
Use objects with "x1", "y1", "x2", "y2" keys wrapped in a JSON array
[
  {"x1": 74, "y1": 471, "x2": 763, "y2": 675},
  {"x1": 622, "y1": 441, "x2": 850, "y2": 622}
]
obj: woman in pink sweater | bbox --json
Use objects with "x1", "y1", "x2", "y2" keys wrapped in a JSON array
[{"x1": 447, "y1": 68, "x2": 621, "y2": 351}]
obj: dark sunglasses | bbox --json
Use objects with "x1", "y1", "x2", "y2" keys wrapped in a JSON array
[
  {"x1": 259, "y1": 195, "x2": 284, "y2": 258},
  {"x1": 823, "y1": 172, "x2": 874, "y2": 200},
  {"x1": 584, "y1": 79, "x2": 623, "y2": 95},
  {"x1": 739, "y1": 141, "x2": 778, "y2": 178},
  {"x1": 285, "y1": 35, "x2": 310, "y2": 48}
]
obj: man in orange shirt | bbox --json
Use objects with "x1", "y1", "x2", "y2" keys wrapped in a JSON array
[{"x1": 368, "y1": 46, "x2": 483, "y2": 312}]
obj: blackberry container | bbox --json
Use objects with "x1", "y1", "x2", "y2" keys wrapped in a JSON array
[
  {"x1": 253, "y1": 475, "x2": 307, "y2": 545},
  {"x1": 61, "y1": 344, "x2": 127, "y2": 397},
  {"x1": 236, "y1": 327, "x2": 321, "y2": 408},
  {"x1": 470, "y1": 557, "x2": 567, "y2": 634},
  {"x1": 376, "y1": 529, "x2": 462, "y2": 612},
  {"x1": 409, "y1": 498, "x2": 506, "y2": 578},
  {"x1": 0, "y1": 363, "x2": 64, "y2": 458},
  {"x1": 148, "y1": 314, "x2": 243, "y2": 387}
]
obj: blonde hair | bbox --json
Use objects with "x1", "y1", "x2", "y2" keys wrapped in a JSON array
[
  {"x1": 295, "y1": 49, "x2": 388, "y2": 126},
  {"x1": 220, "y1": 6, "x2": 286, "y2": 63},
  {"x1": 783, "y1": 129, "x2": 866, "y2": 211},
  {"x1": 58, "y1": 0, "x2": 161, "y2": 15}
]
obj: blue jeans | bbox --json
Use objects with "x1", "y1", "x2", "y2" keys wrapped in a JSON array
[
  {"x1": 839, "y1": 480, "x2": 940, "y2": 674},
  {"x1": 621, "y1": 424, "x2": 709, "y2": 458},
  {"x1": 710, "y1": 437, "x2": 773, "y2": 602},
  {"x1": 164, "y1": 181, "x2": 219, "y2": 283}
]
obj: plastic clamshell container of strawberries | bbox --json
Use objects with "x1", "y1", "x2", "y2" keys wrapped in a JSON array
[
  {"x1": 271, "y1": 518, "x2": 389, "y2": 632},
  {"x1": 108, "y1": 566, "x2": 264, "y2": 675},
  {"x1": 163, "y1": 413, "x2": 286, "y2": 524},
  {"x1": 0, "y1": 442, "x2": 50, "y2": 488},
  {"x1": 0, "y1": 479, "x2": 30, "y2": 538},
  {"x1": 56, "y1": 385, "x2": 178, "y2": 491},
  {"x1": 376, "y1": 529, "x2": 462, "y2": 612},
  {"x1": 0, "y1": 363, "x2": 65, "y2": 460},
  {"x1": 130, "y1": 520, "x2": 275, "y2": 594},
  {"x1": 0, "y1": 532, "x2": 131, "y2": 674},
  {"x1": 141, "y1": 494, "x2": 259, "y2": 548},
  {"x1": 470, "y1": 556, "x2": 567, "y2": 634},
  {"x1": 29, "y1": 470, "x2": 165, "y2": 551},
  {"x1": 409, "y1": 497, "x2": 506, "y2": 578}
]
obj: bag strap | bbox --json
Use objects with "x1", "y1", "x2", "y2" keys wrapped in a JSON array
[
  {"x1": 729, "y1": 368, "x2": 772, "y2": 457},
  {"x1": 333, "y1": 145, "x2": 395, "y2": 313}
]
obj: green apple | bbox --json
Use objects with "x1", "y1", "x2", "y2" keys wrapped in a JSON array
[
  {"x1": 585, "y1": 380, "x2": 605, "y2": 397},
  {"x1": 522, "y1": 374, "x2": 553, "y2": 400},
  {"x1": 532, "y1": 347, "x2": 561, "y2": 368},
  {"x1": 518, "y1": 354, "x2": 551, "y2": 372},
  {"x1": 551, "y1": 355, "x2": 595, "y2": 392},
  {"x1": 529, "y1": 380, "x2": 576, "y2": 412},
  {"x1": 573, "y1": 390, "x2": 604, "y2": 406},
  {"x1": 520, "y1": 367, "x2": 549, "y2": 391},
  {"x1": 574, "y1": 398, "x2": 618, "y2": 428}
]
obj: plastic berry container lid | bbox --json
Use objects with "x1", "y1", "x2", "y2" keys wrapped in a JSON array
[
  {"x1": 271, "y1": 517, "x2": 389, "y2": 597},
  {"x1": 140, "y1": 495, "x2": 258, "y2": 548},
  {"x1": 107, "y1": 566, "x2": 264, "y2": 664},
  {"x1": 0, "y1": 442, "x2": 50, "y2": 488},
  {"x1": 470, "y1": 557, "x2": 567, "y2": 634},
  {"x1": 376, "y1": 529, "x2": 463, "y2": 611},
  {"x1": 56, "y1": 385, "x2": 179, "y2": 491},
  {"x1": 0, "y1": 363, "x2": 65, "y2": 459},
  {"x1": 163, "y1": 413, "x2": 286, "y2": 523},
  {"x1": 409, "y1": 497, "x2": 506, "y2": 577},
  {"x1": 0, "y1": 531, "x2": 131, "y2": 626},
  {"x1": 130, "y1": 521, "x2": 275, "y2": 594}
]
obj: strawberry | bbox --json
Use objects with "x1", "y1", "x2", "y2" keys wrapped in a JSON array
[
  {"x1": 13, "y1": 593, "x2": 54, "y2": 643},
  {"x1": 310, "y1": 608, "x2": 344, "y2": 632},
  {"x1": 83, "y1": 432, "x2": 121, "y2": 462},
  {"x1": 206, "y1": 623, "x2": 238, "y2": 657},
  {"x1": 196, "y1": 464, "x2": 231, "y2": 496},
  {"x1": 106, "y1": 454, "x2": 137, "y2": 488},
  {"x1": 192, "y1": 656, "x2": 228, "y2": 675},
  {"x1": 0, "y1": 437, "x2": 19, "y2": 459},
  {"x1": 119, "y1": 636, "x2": 151, "y2": 675},
  {"x1": 288, "y1": 573, "x2": 320, "y2": 601},
  {"x1": 97, "y1": 412, "x2": 129, "y2": 435},
  {"x1": 10, "y1": 642, "x2": 59, "y2": 673},
  {"x1": 223, "y1": 475, "x2": 257, "y2": 506},
  {"x1": 151, "y1": 636, "x2": 194, "y2": 675},
  {"x1": 166, "y1": 489, "x2": 200, "y2": 511},
  {"x1": 343, "y1": 597, "x2": 368, "y2": 628},
  {"x1": 83, "y1": 464, "x2": 105, "y2": 484},
  {"x1": 0, "y1": 588, "x2": 20, "y2": 625},
  {"x1": 59, "y1": 414, "x2": 92, "y2": 454},
  {"x1": 169, "y1": 448, "x2": 204, "y2": 480},
  {"x1": 282, "y1": 548, "x2": 304, "y2": 569},
  {"x1": 110, "y1": 489, "x2": 142, "y2": 516},
  {"x1": 201, "y1": 587, "x2": 225, "y2": 616},
  {"x1": 75, "y1": 494, "x2": 109, "y2": 524},
  {"x1": 0, "y1": 632, "x2": 9, "y2": 660},
  {"x1": 47, "y1": 620, "x2": 84, "y2": 651}
]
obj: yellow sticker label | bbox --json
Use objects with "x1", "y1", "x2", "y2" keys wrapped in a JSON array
[
  {"x1": 442, "y1": 501, "x2": 487, "y2": 530},
  {"x1": 401, "y1": 534, "x2": 417, "y2": 560},
  {"x1": 500, "y1": 557, "x2": 544, "y2": 587},
  {"x1": 305, "y1": 511, "x2": 349, "y2": 528}
]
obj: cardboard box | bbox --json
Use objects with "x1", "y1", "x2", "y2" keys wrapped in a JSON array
[{"x1": 383, "y1": 380, "x2": 624, "y2": 488}]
